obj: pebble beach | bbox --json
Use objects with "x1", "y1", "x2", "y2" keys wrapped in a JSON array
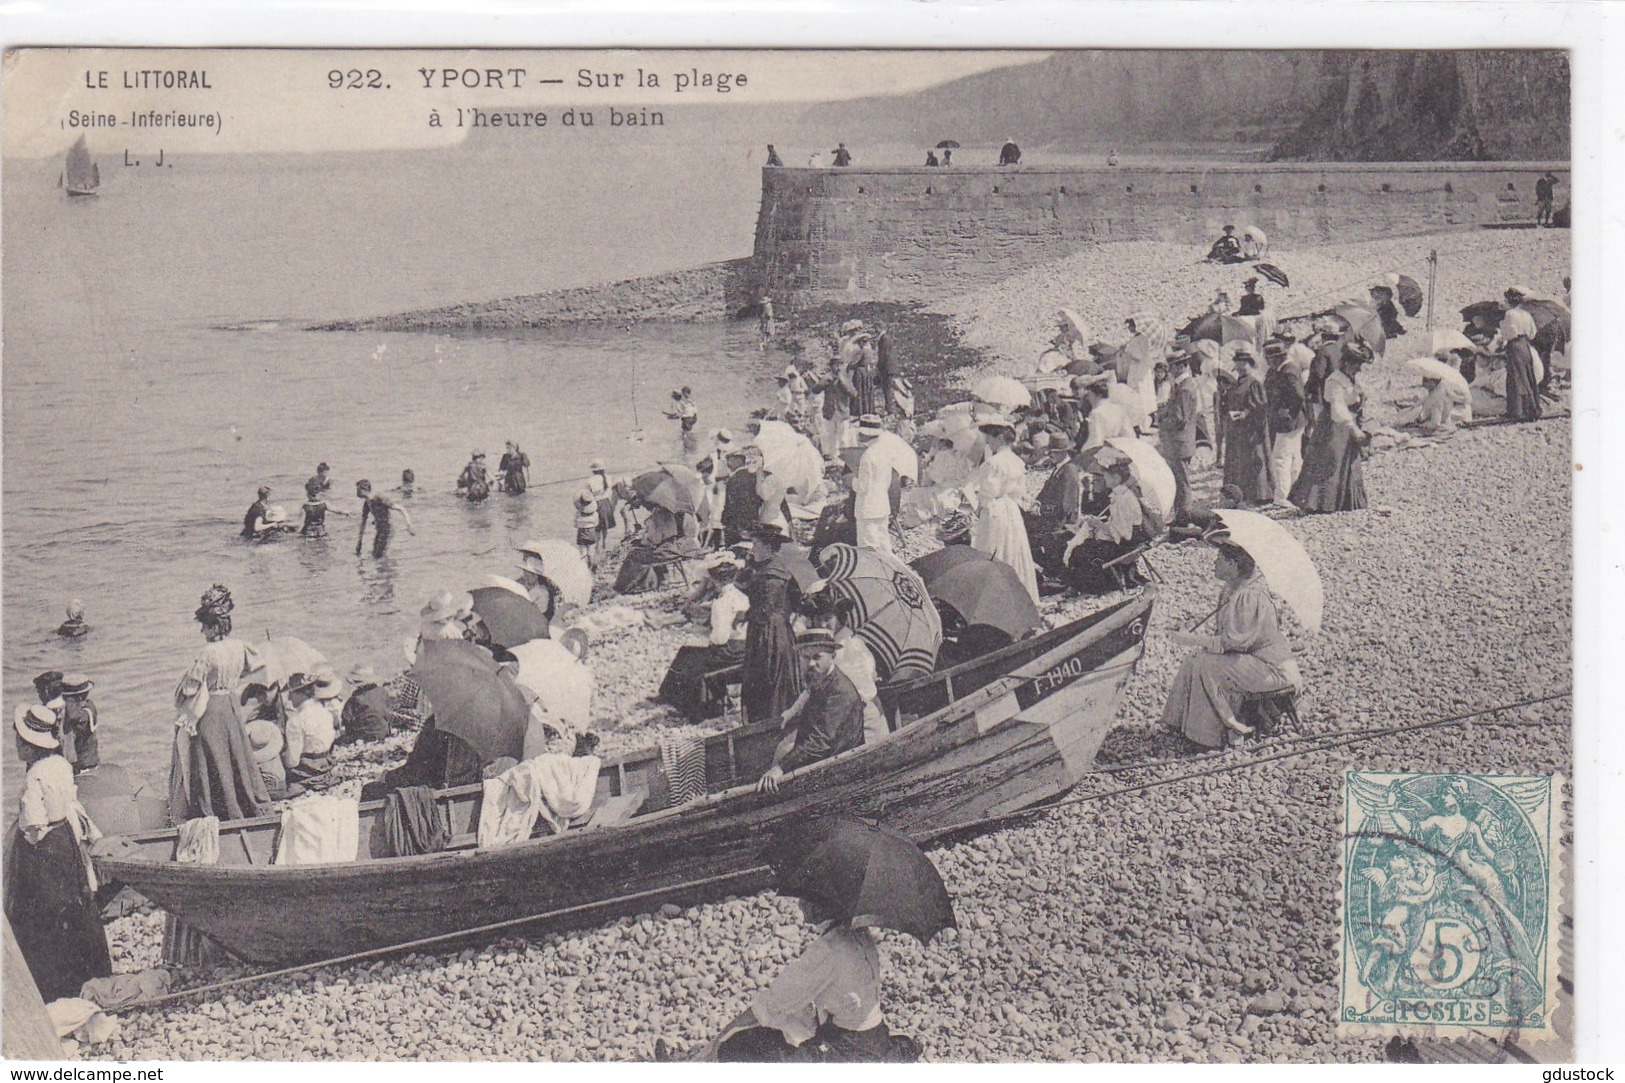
[{"x1": 94, "y1": 226, "x2": 1571, "y2": 1062}]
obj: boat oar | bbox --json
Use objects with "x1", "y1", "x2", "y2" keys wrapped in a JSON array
[{"x1": 108, "y1": 864, "x2": 775, "y2": 1014}]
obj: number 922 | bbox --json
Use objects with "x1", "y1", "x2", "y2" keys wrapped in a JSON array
[{"x1": 329, "y1": 69, "x2": 386, "y2": 89}]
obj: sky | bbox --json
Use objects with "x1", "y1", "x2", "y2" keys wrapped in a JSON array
[{"x1": 3, "y1": 48, "x2": 1049, "y2": 157}]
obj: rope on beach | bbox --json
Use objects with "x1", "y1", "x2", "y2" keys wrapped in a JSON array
[
  {"x1": 109, "y1": 689, "x2": 1569, "y2": 1014},
  {"x1": 925, "y1": 689, "x2": 1570, "y2": 840}
]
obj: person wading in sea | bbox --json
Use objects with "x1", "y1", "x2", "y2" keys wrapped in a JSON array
[{"x1": 355, "y1": 479, "x2": 416, "y2": 558}]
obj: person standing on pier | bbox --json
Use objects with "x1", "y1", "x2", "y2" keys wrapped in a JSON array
[
  {"x1": 998, "y1": 138, "x2": 1021, "y2": 166},
  {"x1": 831, "y1": 143, "x2": 852, "y2": 167},
  {"x1": 765, "y1": 144, "x2": 783, "y2": 167},
  {"x1": 355, "y1": 479, "x2": 416, "y2": 558},
  {"x1": 1535, "y1": 171, "x2": 1556, "y2": 226}
]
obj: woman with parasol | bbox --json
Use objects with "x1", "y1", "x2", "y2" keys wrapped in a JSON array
[
  {"x1": 1160, "y1": 527, "x2": 1305, "y2": 749},
  {"x1": 671, "y1": 817, "x2": 940, "y2": 1062},
  {"x1": 1290, "y1": 339, "x2": 1372, "y2": 514}
]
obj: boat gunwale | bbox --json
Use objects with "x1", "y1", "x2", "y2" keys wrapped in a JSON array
[{"x1": 95, "y1": 590, "x2": 1154, "y2": 883}]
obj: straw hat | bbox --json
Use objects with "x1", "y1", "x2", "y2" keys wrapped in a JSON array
[
  {"x1": 284, "y1": 672, "x2": 318, "y2": 695},
  {"x1": 856, "y1": 414, "x2": 884, "y2": 438},
  {"x1": 420, "y1": 590, "x2": 470, "y2": 624},
  {"x1": 348, "y1": 663, "x2": 378, "y2": 686},
  {"x1": 246, "y1": 719, "x2": 283, "y2": 765},
  {"x1": 314, "y1": 673, "x2": 344, "y2": 698},
  {"x1": 796, "y1": 628, "x2": 840, "y2": 655},
  {"x1": 839, "y1": 319, "x2": 865, "y2": 335},
  {"x1": 14, "y1": 704, "x2": 59, "y2": 749},
  {"x1": 60, "y1": 674, "x2": 95, "y2": 697}
]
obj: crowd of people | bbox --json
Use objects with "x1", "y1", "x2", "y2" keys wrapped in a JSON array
[{"x1": 7, "y1": 227, "x2": 1569, "y2": 1061}]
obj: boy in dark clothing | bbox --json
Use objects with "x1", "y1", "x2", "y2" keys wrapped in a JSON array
[
  {"x1": 58, "y1": 674, "x2": 98, "y2": 773},
  {"x1": 338, "y1": 664, "x2": 392, "y2": 744}
]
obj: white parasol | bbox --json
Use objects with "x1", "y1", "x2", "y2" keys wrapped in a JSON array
[
  {"x1": 970, "y1": 375, "x2": 1032, "y2": 410},
  {"x1": 1427, "y1": 328, "x2": 1477, "y2": 357},
  {"x1": 507, "y1": 638, "x2": 594, "y2": 739},
  {"x1": 1059, "y1": 308, "x2": 1091, "y2": 344},
  {"x1": 1407, "y1": 356, "x2": 1471, "y2": 402},
  {"x1": 1104, "y1": 436, "x2": 1176, "y2": 519},
  {"x1": 750, "y1": 420, "x2": 825, "y2": 497},
  {"x1": 1210, "y1": 509, "x2": 1323, "y2": 634},
  {"x1": 515, "y1": 538, "x2": 594, "y2": 609}
]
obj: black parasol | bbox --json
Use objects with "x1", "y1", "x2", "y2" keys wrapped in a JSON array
[
  {"x1": 1254, "y1": 263, "x2": 1290, "y2": 289},
  {"x1": 765, "y1": 816, "x2": 955, "y2": 944},
  {"x1": 934, "y1": 139, "x2": 961, "y2": 149}
]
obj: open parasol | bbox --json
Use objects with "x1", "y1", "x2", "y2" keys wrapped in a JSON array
[
  {"x1": 1209, "y1": 509, "x2": 1323, "y2": 634},
  {"x1": 516, "y1": 538, "x2": 593, "y2": 608},
  {"x1": 1104, "y1": 436, "x2": 1177, "y2": 520},
  {"x1": 1254, "y1": 263, "x2": 1289, "y2": 288},
  {"x1": 778, "y1": 544, "x2": 822, "y2": 592},
  {"x1": 247, "y1": 635, "x2": 328, "y2": 688},
  {"x1": 815, "y1": 543, "x2": 942, "y2": 678},
  {"x1": 76, "y1": 764, "x2": 169, "y2": 836},
  {"x1": 970, "y1": 375, "x2": 1031, "y2": 410},
  {"x1": 1185, "y1": 312, "x2": 1257, "y2": 346},
  {"x1": 411, "y1": 638, "x2": 530, "y2": 764},
  {"x1": 909, "y1": 545, "x2": 1041, "y2": 640},
  {"x1": 629, "y1": 467, "x2": 697, "y2": 516},
  {"x1": 1332, "y1": 304, "x2": 1386, "y2": 357},
  {"x1": 1407, "y1": 356, "x2": 1471, "y2": 402},
  {"x1": 507, "y1": 638, "x2": 594, "y2": 736},
  {"x1": 750, "y1": 420, "x2": 825, "y2": 497},
  {"x1": 764, "y1": 816, "x2": 955, "y2": 944},
  {"x1": 1460, "y1": 300, "x2": 1503, "y2": 335},
  {"x1": 1059, "y1": 308, "x2": 1090, "y2": 344},
  {"x1": 1427, "y1": 328, "x2": 1477, "y2": 357},
  {"x1": 934, "y1": 139, "x2": 961, "y2": 149},
  {"x1": 1394, "y1": 274, "x2": 1424, "y2": 317},
  {"x1": 469, "y1": 586, "x2": 551, "y2": 649}
]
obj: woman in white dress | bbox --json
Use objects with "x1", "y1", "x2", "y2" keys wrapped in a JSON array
[{"x1": 967, "y1": 421, "x2": 1039, "y2": 603}]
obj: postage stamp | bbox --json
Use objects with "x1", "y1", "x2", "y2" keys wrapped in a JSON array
[{"x1": 1339, "y1": 772, "x2": 1563, "y2": 1042}]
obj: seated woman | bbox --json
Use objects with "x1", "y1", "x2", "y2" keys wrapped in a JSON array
[
  {"x1": 615, "y1": 496, "x2": 696, "y2": 594},
  {"x1": 4, "y1": 706, "x2": 111, "y2": 1002},
  {"x1": 1394, "y1": 375, "x2": 1471, "y2": 434},
  {"x1": 654, "y1": 554, "x2": 751, "y2": 720},
  {"x1": 1160, "y1": 541, "x2": 1303, "y2": 749},
  {"x1": 280, "y1": 672, "x2": 337, "y2": 788},
  {"x1": 681, "y1": 894, "x2": 920, "y2": 1063},
  {"x1": 360, "y1": 715, "x2": 484, "y2": 801},
  {"x1": 1061, "y1": 456, "x2": 1147, "y2": 594}
]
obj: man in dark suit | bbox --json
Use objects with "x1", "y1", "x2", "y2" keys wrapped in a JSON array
[
  {"x1": 757, "y1": 629, "x2": 865, "y2": 794},
  {"x1": 1263, "y1": 340, "x2": 1308, "y2": 505}
]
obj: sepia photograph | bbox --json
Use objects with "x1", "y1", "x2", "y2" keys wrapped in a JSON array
[{"x1": 0, "y1": 24, "x2": 1603, "y2": 1067}]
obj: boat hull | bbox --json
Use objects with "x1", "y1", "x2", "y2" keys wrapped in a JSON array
[{"x1": 96, "y1": 593, "x2": 1153, "y2": 965}]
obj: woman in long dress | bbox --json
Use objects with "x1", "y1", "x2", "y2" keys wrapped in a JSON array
[
  {"x1": 968, "y1": 421, "x2": 1039, "y2": 604},
  {"x1": 1290, "y1": 339, "x2": 1371, "y2": 514},
  {"x1": 1491, "y1": 295, "x2": 1543, "y2": 422},
  {"x1": 168, "y1": 584, "x2": 271, "y2": 824},
  {"x1": 1220, "y1": 347, "x2": 1273, "y2": 504},
  {"x1": 4, "y1": 707, "x2": 111, "y2": 1001},
  {"x1": 740, "y1": 526, "x2": 804, "y2": 724},
  {"x1": 1161, "y1": 543, "x2": 1303, "y2": 749}
]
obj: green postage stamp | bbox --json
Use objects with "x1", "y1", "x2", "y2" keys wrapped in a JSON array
[{"x1": 1339, "y1": 772, "x2": 1562, "y2": 1042}]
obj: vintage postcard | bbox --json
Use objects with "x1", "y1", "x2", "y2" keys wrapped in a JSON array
[{"x1": 1, "y1": 43, "x2": 1578, "y2": 1064}]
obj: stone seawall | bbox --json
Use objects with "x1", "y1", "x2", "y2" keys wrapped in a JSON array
[
  {"x1": 314, "y1": 258, "x2": 755, "y2": 332},
  {"x1": 753, "y1": 162, "x2": 1569, "y2": 302}
]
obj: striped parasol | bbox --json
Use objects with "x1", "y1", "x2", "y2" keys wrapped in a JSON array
[{"x1": 815, "y1": 543, "x2": 942, "y2": 679}]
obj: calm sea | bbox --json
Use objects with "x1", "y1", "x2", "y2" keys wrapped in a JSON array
[{"x1": 1, "y1": 140, "x2": 781, "y2": 793}]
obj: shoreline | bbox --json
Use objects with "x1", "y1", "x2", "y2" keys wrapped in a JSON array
[{"x1": 94, "y1": 224, "x2": 1571, "y2": 1062}]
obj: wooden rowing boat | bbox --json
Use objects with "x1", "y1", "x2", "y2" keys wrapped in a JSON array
[{"x1": 92, "y1": 591, "x2": 1153, "y2": 966}]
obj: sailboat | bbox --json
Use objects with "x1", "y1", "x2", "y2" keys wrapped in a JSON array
[{"x1": 60, "y1": 135, "x2": 100, "y2": 197}]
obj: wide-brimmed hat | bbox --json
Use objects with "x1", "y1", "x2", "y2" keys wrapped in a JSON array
[
  {"x1": 713, "y1": 428, "x2": 735, "y2": 448},
  {"x1": 246, "y1": 719, "x2": 283, "y2": 764},
  {"x1": 839, "y1": 318, "x2": 865, "y2": 335},
  {"x1": 60, "y1": 674, "x2": 95, "y2": 697},
  {"x1": 796, "y1": 628, "x2": 840, "y2": 655},
  {"x1": 14, "y1": 704, "x2": 59, "y2": 749},
  {"x1": 517, "y1": 553, "x2": 548, "y2": 577},
  {"x1": 472, "y1": 450, "x2": 486, "y2": 460},
  {"x1": 746, "y1": 521, "x2": 792, "y2": 545},
  {"x1": 703, "y1": 551, "x2": 743, "y2": 575},
  {"x1": 978, "y1": 420, "x2": 1017, "y2": 438},
  {"x1": 1263, "y1": 340, "x2": 1288, "y2": 361},
  {"x1": 420, "y1": 590, "x2": 472, "y2": 624},
  {"x1": 856, "y1": 414, "x2": 884, "y2": 437},
  {"x1": 588, "y1": 459, "x2": 605, "y2": 472},
  {"x1": 1049, "y1": 433, "x2": 1076, "y2": 453},
  {"x1": 1243, "y1": 276, "x2": 1259, "y2": 286},
  {"x1": 314, "y1": 673, "x2": 344, "y2": 698},
  {"x1": 348, "y1": 663, "x2": 378, "y2": 686},
  {"x1": 284, "y1": 671, "x2": 318, "y2": 695},
  {"x1": 1505, "y1": 284, "x2": 1531, "y2": 301}
]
